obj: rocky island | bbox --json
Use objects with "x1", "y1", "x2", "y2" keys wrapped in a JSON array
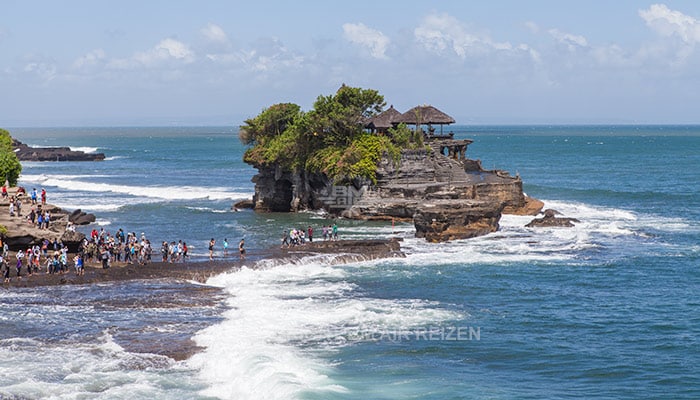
[
  {"x1": 12, "y1": 138, "x2": 105, "y2": 161},
  {"x1": 240, "y1": 85, "x2": 544, "y2": 242}
]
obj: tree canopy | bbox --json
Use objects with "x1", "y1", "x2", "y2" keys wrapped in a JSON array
[
  {"x1": 240, "y1": 85, "x2": 424, "y2": 184},
  {"x1": 0, "y1": 129, "x2": 22, "y2": 187}
]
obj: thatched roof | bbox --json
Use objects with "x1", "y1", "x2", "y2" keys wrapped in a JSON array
[
  {"x1": 365, "y1": 105, "x2": 402, "y2": 130},
  {"x1": 395, "y1": 105, "x2": 455, "y2": 125}
]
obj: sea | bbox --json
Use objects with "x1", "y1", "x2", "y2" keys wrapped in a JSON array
[{"x1": 0, "y1": 125, "x2": 698, "y2": 399}]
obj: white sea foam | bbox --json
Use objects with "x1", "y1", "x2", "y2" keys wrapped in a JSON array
[
  {"x1": 394, "y1": 199, "x2": 690, "y2": 267},
  {"x1": 189, "y1": 257, "x2": 461, "y2": 399},
  {"x1": 185, "y1": 206, "x2": 231, "y2": 214},
  {"x1": 69, "y1": 146, "x2": 99, "y2": 153},
  {"x1": 19, "y1": 174, "x2": 251, "y2": 202},
  {"x1": 0, "y1": 332, "x2": 197, "y2": 399}
]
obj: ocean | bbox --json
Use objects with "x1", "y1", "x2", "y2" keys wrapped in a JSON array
[{"x1": 1, "y1": 125, "x2": 698, "y2": 399}]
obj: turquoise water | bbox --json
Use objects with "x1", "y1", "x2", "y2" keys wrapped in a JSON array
[{"x1": 1, "y1": 126, "x2": 698, "y2": 399}]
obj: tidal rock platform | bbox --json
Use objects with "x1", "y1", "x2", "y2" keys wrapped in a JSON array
[{"x1": 12, "y1": 138, "x2": 105, "y2": 161}]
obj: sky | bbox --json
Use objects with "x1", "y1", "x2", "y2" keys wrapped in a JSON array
[{"x1": 3, "y1": 0, "x2": 700, "y2": 126}]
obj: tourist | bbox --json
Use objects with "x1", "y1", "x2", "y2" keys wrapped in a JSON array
[
  {"x1": 8, "y1": 201, "x2": 14, "y2": 217},
  {"x1": 223, "y1": 238, "x2": 229, "y2": 257},
  {"x1": 100, "y1": 247, "x2": 110, "y2": 269},
  {"x1": 2, "y1": 254, "x2": 9, "y2": 283},
  {"x1": 208, "y1": 238, "x2": 215, "y2": 260},
  {"x1": 40, "y1": 188, "x2": 46, "y2": 205},
  {"x1": 74, "y1": 254, "x2": 84, "y2": 275},
  {"x1": 26, "y1": 247, "x2": 34, "y2": 274},
  {"x1": 32, "y1": 246, "x2": 40, "y2": 272},
  {"x1": 169, "y1": 241, "x2": 177, "y2": 263},
  {"x1": 15, "y1": 250, "x2": 24, "y2": 279},
  {"x1": 332, "y1": 222, "x2": 338, "y2": 241},
  {"x1": 307, "y1": 226, "x2": 314, "y2": 243},
  {"x1": 161, "y1": 241, "x2": 168, "y2": 262},
  {"x1": 281, "y1": 229, "x2": 290, "y2": 248},
  {"x1": 1, "y1": 185, "x2": 6, "y2": 199},
  {"x1": 238, "y1": 238, "x2": 245, "y2": 260},
  {"x1": 182, "y1": 242, "x2": 188, "y2": 261},
  {"x1": 31, "y1": 188, "x2": 37, "y2": 205}
]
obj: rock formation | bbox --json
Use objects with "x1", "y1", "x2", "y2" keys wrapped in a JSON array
[
  {"x1": 413, "y1": 200, "x2": 502, "y2": 242},
  {"x1": 12, "y1": 138, "x2": 105, "y2": 161},
  {"x1": 525, "y1": 209, "x2": 580, "y2": 228},
  {"x1": 0, "y1": 190, "x2": 87, "y2": 252},
  {"x1": 247, "y1": 137, "x2": 543, "y2": 242},
  {"x1": 68, "y1": 209, "x2": 97, "y2": 225}
]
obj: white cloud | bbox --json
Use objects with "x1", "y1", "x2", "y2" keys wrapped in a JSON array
[
  {"x1": 201, "y1": 23, "x2": 229, "y2": 44},
  {"x1": 23, "y1": 60, "x2": 56, "y2": 82},
  {"x1": 548, "y1": 28, "x2": 588, "y2": 51},
  {"x1": 131, "y1": 38, "x2": 195, "y2": 66},
  {"x1": 342, "y1": 22, "x2": 390, "y2": 59},
  {"x1": 73, "y1": 49, "x2": 106, "y2": 69},
  {"x1": 414, "y1": 12, "x2": 531, "y2": 58},
  {"x1": 639, "y1": 4, "x2": 700, "y2": 45},
  {"x1": 525, "y1": 21, "x2": 540, "y2": 34}
]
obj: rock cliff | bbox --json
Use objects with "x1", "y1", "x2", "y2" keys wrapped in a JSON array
[{"x1": 248, "y1": 138, "x2": 541, "y2": 242}]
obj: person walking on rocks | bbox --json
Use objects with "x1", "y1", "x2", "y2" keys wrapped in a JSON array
[
  {"x1": 15, "y1": 250, "x2": 24, "y2": 279},
  {"x1": 208, "y1": 238, "x2": 216, "y2": 260},
  {"x1": 238, "y1": 238, "x2": 246, "y2": 260},
  {"x1": 2, "y1": 254, "x2": 9, "y2": 283},
  {"x1": 41, "y1": 188, "x2": 46, "y2": 205}
]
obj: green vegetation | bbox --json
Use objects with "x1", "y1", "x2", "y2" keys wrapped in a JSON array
[
  {"x1": 0, "y1": 129, "x2": 22, "y2": 187},
  {"x1": 240, "y1": 86, "x2": 424, "y2": 183}
]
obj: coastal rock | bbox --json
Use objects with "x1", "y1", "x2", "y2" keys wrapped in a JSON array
[
  {"x1": 278, "y1": 238, "x2": 404, "y2": 263},
  {"x1": 68, "y1": 209, "x2": 97, "y2": 225},
  {"x1": 503, "y1": 196, "x2": 544, "y2": 216},
  {"x1": 525, "y1": 209, "x2": 581, "y2": 228},
  {"x1": 0, "y1": 189, "x2": 87, "y2": 251},
  {"x1": 12, "y1": 138, "x2": 105, "y2": 161},
  {"x1": 413, "y1": 200, "x2": 502, "y2": 242},
  {"x1": 232, "y1": 199, "x2": 254, "y2": 210},
  {"x1": 248, "y1": 138, "x2": 528, "y2": 242},
  {"x1": 60, "y1": 229, "x2": 88, "y2": 253}
]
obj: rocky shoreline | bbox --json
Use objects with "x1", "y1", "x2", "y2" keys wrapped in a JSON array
[
  {"x1": 0, "y1": 238, "x2": 404, "y2": 289},
  {"x1": 0, "y1": 187, "x2": 93, "y2": 252},
  {"x1": 249, "y1": 137, "x2": 548, "y2": 242}
]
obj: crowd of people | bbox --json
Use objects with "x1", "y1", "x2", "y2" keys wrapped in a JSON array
[
  {"x1": 160, "y1": 240, "x2": 189, "y2": 263},
  {"x1": 4, "y1": 187, "x2": 54, "y2": 232},
  {"x1": 1, "y1": 186, "x2": 351, "y2": 284},
  {"x1": 0, "y1": 236, "x2": 79, "y2": 282},
  {"x1": 281, "y1": 223, "x2": 338, "y2": 248}
]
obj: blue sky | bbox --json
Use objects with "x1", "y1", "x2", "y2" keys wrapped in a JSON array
[{"x1": 2, "y1": 1, "x2": 700, "y2": 126}]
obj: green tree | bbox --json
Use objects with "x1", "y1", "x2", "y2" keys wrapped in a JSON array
[
  {"x1": 239, "y1": 103, "x2": 301, "y2": 146},
  {"x1": 0, "y1": 129, "x2": 22, "y2": 186},
  {"x1": 306, "y1": 85, "x2": 385, "y2": 148},
  {"x1": 240, "y1": 85, "x2": 395, "y2": 183}
]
